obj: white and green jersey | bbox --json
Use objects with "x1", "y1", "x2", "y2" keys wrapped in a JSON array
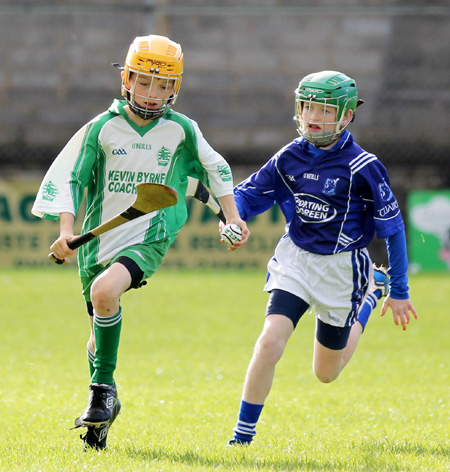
[{"x1": 32, "y1": 99, "x2": 234, "y2": 277}]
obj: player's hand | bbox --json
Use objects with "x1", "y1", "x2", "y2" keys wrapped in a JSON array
[
  {"x1": 380, "y1": 296, "x2": 418, "y2": 331},
  {"x1": 50, "y1": 234, "x2": 77, "y2": 265},
  {"x1": 219, "y1": 218, "x2": 250, "y2": 251}
]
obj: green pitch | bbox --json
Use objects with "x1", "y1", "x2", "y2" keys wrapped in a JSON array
[{"x1": 0, "y1": 268, "x2": 448, "y2": 471}]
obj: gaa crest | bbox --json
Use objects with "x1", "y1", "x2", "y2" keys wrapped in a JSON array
[
  {"x1": 379, "y1": 181, "x2": 393, "y2": 201},
  {"x1": 42, "y1": 180, "x2": 59, "y2": 202},
  {"x1": 217, "y1": 164, "x2": 232, "y2": 182},
  {"x1": 157, "y1": 146, "x2": 172, "y2": 166},
  {"x1": 322, "y1": 178, "x2": 339, "y2": 196}
]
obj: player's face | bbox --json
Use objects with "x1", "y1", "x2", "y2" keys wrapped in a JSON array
[
  {"x1": 300, "y1": 101, "x2": 338, "y2": 134},
  {"x1": 127, "y1": 73, "x2": 175, "y2": 111}
]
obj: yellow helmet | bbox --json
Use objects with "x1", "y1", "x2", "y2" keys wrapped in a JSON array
[{"x1": 121, "y1": 35, "x2": 184, "y2": 119}]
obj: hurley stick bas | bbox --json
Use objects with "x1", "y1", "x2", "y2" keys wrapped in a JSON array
[
  {"x1": 186, "y1": 177, "x2": 226, "y2": 223},
  {"x1": 49, "y1": 183, "x2": 178, "y2": 265}
]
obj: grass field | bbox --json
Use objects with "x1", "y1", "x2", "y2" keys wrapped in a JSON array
[{"x1": 0, "y1": 268, "x2": 449, "y2": 471}]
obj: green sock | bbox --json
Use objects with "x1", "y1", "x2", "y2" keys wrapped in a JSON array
[
  {"x1": 87, "y1": 342, "x2": 95, "y2": 378},
  {"x1": 92, "y1": 308, "x2": 122, "y2": 386}
]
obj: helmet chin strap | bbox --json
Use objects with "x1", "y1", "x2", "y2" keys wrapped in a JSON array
[
  {"x1": 125, "y1": 86, "x2": 175, "y2": 121},
  {"x1": 302, "y1": 129, "x2": 337, "y2": 147},
  {"x1": 298, "y1": 112, "x2": 351, "y2": 148},
  {"x1": 128, "y1": 100, "x2": 167, "y2": 120},
  {"x1": 126, "y1": 90, "x2": 173, "y2": 120}
]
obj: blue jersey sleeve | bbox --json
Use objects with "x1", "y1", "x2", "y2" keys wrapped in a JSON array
[
  {"x1": 354, "y1": 160, "x2": 405, "y2": 239},
  {"x1": 386, "y1": 228, "x2": 410, "y2": 299},
  {"x1": 234, "y1": 156, "x2": 292, "y2": 222}
]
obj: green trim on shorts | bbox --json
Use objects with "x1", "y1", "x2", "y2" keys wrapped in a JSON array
[{"x1": 80, "y1": 239, "x2": 171, "y2": 302}]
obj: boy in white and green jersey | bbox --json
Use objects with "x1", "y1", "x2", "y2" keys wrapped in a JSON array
[{"x1": 32, "y1": 34, "x2": 249, "y2": 450}]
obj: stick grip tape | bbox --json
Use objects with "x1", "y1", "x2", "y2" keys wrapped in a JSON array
[{"x1": 49, "y1": 232, "x2": 96, "y2": 264}]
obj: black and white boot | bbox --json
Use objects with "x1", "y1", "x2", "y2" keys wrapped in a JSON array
[
  {"x1": 79, "y1": 383, "x2": 118, "y2": 427},
  {"x1": 75, "y1": 398, "x2": 122, "y2": 450}
]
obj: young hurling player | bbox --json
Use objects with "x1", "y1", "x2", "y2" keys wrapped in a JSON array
[
  {"x1": 32, "y1": 34, "x2": 249, "y2": 450},
  {"x1": 227, "y1": 70, "x2": 417, "y2": 445}
]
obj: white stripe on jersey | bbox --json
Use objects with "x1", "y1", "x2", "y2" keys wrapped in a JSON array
[
  {"x1": 338, "y1": 233, "x2": 363, "y2": 248},
  {"x1": 349, "y1": 151, "x2": 378, "y2": 174}
]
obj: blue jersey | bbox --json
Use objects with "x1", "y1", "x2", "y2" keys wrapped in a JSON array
[{"x1": 235, "y1": 131, "x2": 405, "y2": 256}]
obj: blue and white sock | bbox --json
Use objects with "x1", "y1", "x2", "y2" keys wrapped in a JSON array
[
  {"x1": 357, "y1": 289, "x2": 382, "y2": 331},
  {"x1": 232, "y1": 399, "x2": 264, "y2": 443}
]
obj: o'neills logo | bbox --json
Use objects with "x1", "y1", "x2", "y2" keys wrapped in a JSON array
[
  {"x1": 294, "y1": 193, "x2": 337, "y2": 223},
  {"x1": 144, "y1": 59, "x2": 168, "y2": 67},
  {"x1": 305, "y1": 88, "x2": 323, "y2": 94}
]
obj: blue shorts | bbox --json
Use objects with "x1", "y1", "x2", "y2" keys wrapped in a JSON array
[{"x1": 266, "y1": 288, "x2": 351, "y2": 350}]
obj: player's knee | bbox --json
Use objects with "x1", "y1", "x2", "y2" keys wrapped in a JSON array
[
  {"x1": 313, "y1": 365, "x2": 340, "y2": 384},
  {"x1": 90, "y1": 278, "x2": 119, "y2": 313},
  {"x1": 254, "y1": 332, "x2": 286, "y2": 365},
  {"x1": 314, "y1": 372, "x2": 337, "y2": 384}
]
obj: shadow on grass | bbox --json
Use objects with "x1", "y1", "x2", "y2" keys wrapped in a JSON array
[
  {"x1": 125, "y1": 446, "x2": 347, "y2": 471},
  {"x1": 124, "y1": 440, "x2": 450, "y2": 471},
  {"x1": 362, "y1": 438, "x2": 450, "y2": 458}
]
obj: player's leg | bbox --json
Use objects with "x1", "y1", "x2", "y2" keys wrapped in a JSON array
[
  {"x1": 80, "y1": 259, "x2": 139, "y2": 426},
  {"x1": 242, "y1": 314, "x2": 294, "y2": 404},
  {"x1": 80, "y1": 263, "x2": 128, "y2": 426},
  {"x1": 229, "y1": 289, "x2": 309, "y2": 445},
  {"x1": 76, "y1": 256, "x2": 144, "y2": 449},
  {"x1": 77, "y1": 242, "x2": 169, "y2": 448},
  {"x1": 83, "y1": 254, "x2": 151, "y2": 385},
  {"x1": 89, "y1": 262, "x2": 130, "y2": 384},
  {"x1": 80, "y1": 303, "x2": 123, "y2": 450},
  {"x1": 85, "y1": 242, "x2": 168, "y2": 397},
  {"x1": 355, "y1": 264, "x2": 389, "y2": 332},
  {"x1": 85, "y1": 302, "x2": 95, "y2": 377},
  {"x1": 229, "y1": 315, "x2": 293, "y2": 446},
  {"x1": 340, "y1": 264, "x2": 390, "y2": 366},
  {"x1": 312, "y1": 320, "x2": 352, "y2": 383},
  {"x1": 74, "y1": 297, "x2": 123, "y2": 449},
  {"x1": 313, "y1": 264, "x2": 390, "y2": 382}
]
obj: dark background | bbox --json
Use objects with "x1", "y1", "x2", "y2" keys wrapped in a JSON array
[{"x1": 1, "y1": 0, "x2": 449, "y2": 263}]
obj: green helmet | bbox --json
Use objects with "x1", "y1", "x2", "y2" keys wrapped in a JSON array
[{"x1": 294, "y1": 70, "x2": 359, "y2": 147}]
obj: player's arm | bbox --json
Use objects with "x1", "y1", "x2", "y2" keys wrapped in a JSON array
[
  {"x1": 380, "y1": 229, "x2": 418, "y2": 330},
  {"x1": 233, "y1": 157, "x2": 290, "y2": 221},
  {"x1": 31, "y1": 124, "x2": 96, "y2": 220},
  {"x1": 217, "y1": 194, "x2": 249, "y2": 250},
  {"x1": 49, "y1": 212, "x2": 76, "y2": 264},
  {"x1": 356, "y1": 163, "x2": 418, "y2": 329},
  {"x1": 188, "y1": 122, "x2": 250, "y2": 249}
]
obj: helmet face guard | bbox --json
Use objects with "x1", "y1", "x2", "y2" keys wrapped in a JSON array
[
  {"x1": 294, "y1": 71, "x2": 358, "y2": 147},
  {"x1": 121, "y1": 35, "x2": 183, "y2": 120}
]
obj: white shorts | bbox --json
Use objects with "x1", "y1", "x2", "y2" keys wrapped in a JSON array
[{"x1": 264, "y1": 234, "x2": 372, "y2": 327}]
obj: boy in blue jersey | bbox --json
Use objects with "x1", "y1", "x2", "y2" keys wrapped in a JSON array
[{"x1": 228, "y1": 70, "x2": 417, "y2": 445}]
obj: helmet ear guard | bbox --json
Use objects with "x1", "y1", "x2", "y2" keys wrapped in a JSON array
[
  {"x1": 350, "y1": 99, "x2": 364, "y2": 123},
  {"x1": 294, "y1": 70, "x2": 359, "y2": 147},
  {"x1": 117, "y1": 35, "x2": 184, "y2": 120}
]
